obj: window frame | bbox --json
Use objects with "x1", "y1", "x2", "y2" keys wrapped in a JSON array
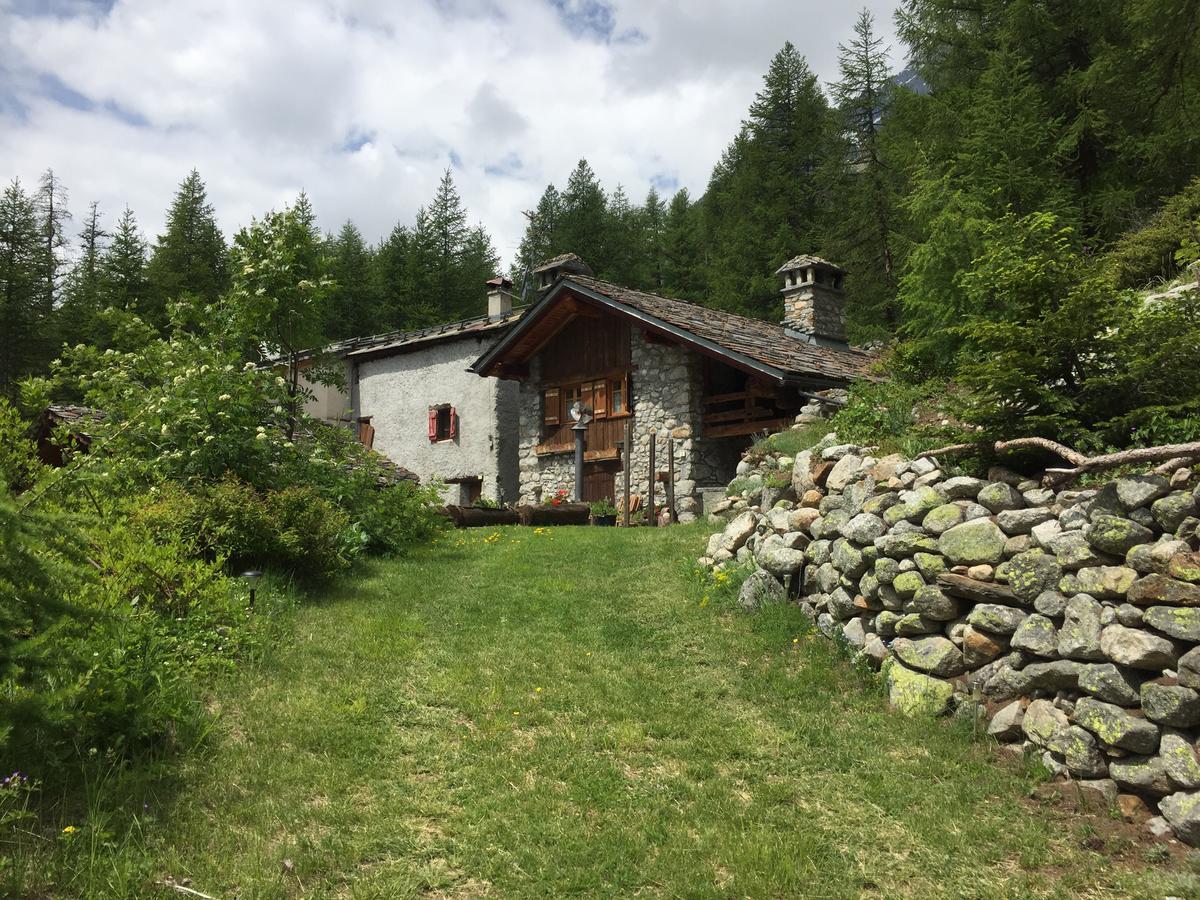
[{"x1": 540, "y1": 373, "x2": 631, "y2": 440}]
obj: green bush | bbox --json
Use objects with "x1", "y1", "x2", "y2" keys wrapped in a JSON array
[{"x1": 136, "y1": 477, "x2": 356, "y2": 579}]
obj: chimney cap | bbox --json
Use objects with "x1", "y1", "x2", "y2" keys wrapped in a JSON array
[
  {"x1": 775, "y1": 254, "x2": 846, "y2": 276},
  {"x1": 532, "y1": 252, "x2": 593, "y2": 277},
  {"x1": 486, "y1": 275, "x2": 513, "y2": 289}
]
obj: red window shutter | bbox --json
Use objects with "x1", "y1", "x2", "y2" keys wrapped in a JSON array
[
  {"x1": 427, "y1": 408, "x2": 438, "y2": 441},
  {"x1": 449, "y1": 407, "x2": 458, "y2": 439}
]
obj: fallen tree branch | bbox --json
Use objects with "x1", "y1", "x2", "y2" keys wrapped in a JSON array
[
  {"x1": 915, "y1": 443, "x2": 978, "y2": 460},
  {"x1": 992, "y1": 437, "x2": 1090, "y2": 466}
]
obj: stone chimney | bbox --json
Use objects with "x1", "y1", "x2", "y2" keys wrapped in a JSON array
[
  {"x1": 487, "y1": 276, "x2": 514, "y2": 318},
  {"x1": 776, "y1": 255, "x2": 848, "y2": 347},
  {"x1": 532, "y1": 252, "x2": 593, "y2": 292}
]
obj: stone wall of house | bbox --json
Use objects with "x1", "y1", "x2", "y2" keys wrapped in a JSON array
[
  {"x1": 516, "y1": 328, "x2": 710, "y2": 520},
  {"x1": 358, "y1": 334, "x2": 518, "y2": 505},
  {"x1": 701, "y1": 430, "x2": 1200, "y2": 846}
]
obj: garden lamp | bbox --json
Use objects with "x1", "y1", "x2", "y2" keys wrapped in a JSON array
[
  {"x1": 569, "y1": 401, "x2": 592, "y2": 502},
  {"x1": 240, "y1": 570, "x2": 263, "y2": 610}
]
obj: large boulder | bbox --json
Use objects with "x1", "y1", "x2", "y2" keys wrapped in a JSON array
[
  {"x1": 1179, "y1": 646, "x2": 1200, "y2": 690},
  {"x1": 826, "y1": 454, "x2": 865, "y2": 492},
  {"x1": 721, "y1": 511, "x2": 759, "y2": 554},
  {"x1": 1161, "y1": 729, "x2": 1200, "y2": 790},
  {"x1": 883, "y1": 659, "x2": 955, "y2": 716},
  {"x1": 1110, "y1": 755, "x2": 1173, "y2": 797},
  {"x1": 962, "y1": 625, "x2": 1009, "y2": 667},
  {"x1": 1048, "y1": 530, "x2": 1110, "y2": 571},
  {"x1": 988, "y1": 700, "x2": 1026, "y2": 740},
  {"x1": 1160, "y1": 792, "x2": 1200, "y2": 846},
  {"x1": 907, "y1": 584, "x2": 961, "y2": 621},
  {"x1": 1099, "y1": 624, "x2": 1178, "y2": 671},
  {"x1": 997, "y1": 507, "x2": 1056, "y2": 536},
  {"x1": 939, "y1": 519, "x2": 1008, "y2": 567},
  {"x1": 1076, "y1": 663, "x2": 1145, "y2": 706},
  {"x1": 757, "y1": 537, "x2": 806, "y2": 578},
  {"x1": 1143, "y1": 606, "x2": 1200, "y2": 642},
  {"x1": 841, "y1": 512, "x2": 886, "y2": 546},
  {"x1": 977, "y1": 482, "x2": 1025, "y2": 513},
  {"x1": 892, "y1": 635, "x2": 966, "y2": 677},
  {"x1": 966, "y1": 603, "x2": 1028, "y2": 636},
  {"x1": 1023, "y1": 699, "x2": 1072, "y2": 753},
  {"x1": 1141, "y1": 683, "x2": 1200, "y2": 727},
  {"x1": 941, "y1": 476, "x2": 987, "y2": 500},
  {"x1": 1072, "y1": 697, "x2": 1161, "y2": 753},
  {"x1": 1153, "y1": 492, "x2": 1198, "y2": 533},
  {"x1": 1113, "y1": 474, "x2": 1171, "y2": 511},
  {"x1": 1011, "y1": 613, "x2": 1059, "y2": 656},
  {"x1": 1060, "y1": 566, "x2": 1137, "y2": 600},
  {"x1": 875, "y1": 532, "x2": 939, "y2": 559}
]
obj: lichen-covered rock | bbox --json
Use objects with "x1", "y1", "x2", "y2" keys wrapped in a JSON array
[
  {"x1": 874, "y1": 556, "x2": 899, "y2": 585},
  {"x1": 922, "y1": 503, "x2": 965, "y2": 536},
  {"x1": 978, "y1": 482, "x2": 1025, "y2": 513},
  {"x1": 1023, "y1": 699, "x2": 1072, "y2": 753},
  {"x1": 907, "y1": 584, "x2": 960, "y2": 621},
  {"x1": 1030, "y1": 518, "x2": 1063, "y2": 550},
  {"x1": 863, "y1": 492, "x2": 900, "y2": 518},
  {"x1": 787, "y1": 506, "x2": 822, "y2": 534},
  {"x1": 1058, "y1": 594, "x2": 1105, "y2": 661},
  {"x1": 840, "y1": 617, "x2": 867, "y2": 649},
  {"x1": 939, "y1": 519, "x2": 1008, "y2": 566},
  {"x1": 967, "y1": 603, "x2": 1028, "y2": 635},
  {"x1": 892, "y1": 635, "x2": 966, "y2": 676},
  {"x1": 1006, "y1": 550, "x2": 1063, "y2": 603},
  {"x1": 1077, "y1": 663, "x2": 1144, "y2": 706},
  {"x1": 1161, "y1": 729, "x2": 1200, "y2": 790},
  {"x1": 1128, "y1": 539, "x2": 1191, "y2": 576},
  {"x1": 1141, "y1": 683, "x2": 1200, "y2": 727},
  {"x1": 892, "y1": 570, "x2": 925, "y2": 599},
  {"x1": 883, "y1": 485, "x2": 945, "y2": 526},
  {"x1": 894, "y1": 613, "x2": 942, "y2": 636},
  {"x1": 1153, "y1": 491, "x2": 1198, "y2": 533},
  {"x1": 1073, "y1": 697, "x2": 1161, "y2": 753},
  {"x1": 941, "y1": 476, "x2": 987, "y2": 500},
  {"x1": 874, "y1": 532, "x2": 939, "y2": 559},
  {"x1": 757, "y1": 540, "x2": 806, "y2": 578},
  {"x1": 1062, "y1": 725, "x2": 1107, "y2": 778},
  {"x1": 828, "y1": 588, "x2": 857, "y2": 620},
  {"x1": 841, "y1": 513, "x2": 886, "y2": 546},
  {"x1": 1110, "y1": 755, "x2": 1173, "y2": 797},
  {"x1": 825, "y1": 454, "x2": 865, "y2": 492},
  {"x1": 1143, "y1": 606, "x2": 1200, "y2": 642},
  {"x1": 997, "y1": 507, "x2": 1056, "y2": 536},
  {"x1": 1085, "y1": 515, "x2": 1155, "y2": 557},
  {"x1": 1023, "y1": 659, "x2": 1086, "y2": 691},
  {"x1": 830, "y1": 538, "x2": 867, "y2": 579},
  {"x1": 913, "y1": 552, "x2": 946, "y2": 581},
  {"x1": 1128, "y1": 574, "x2": 1200, "y2": 607},
  {"x1": 1100, "y1": 624, "x2": 1178, "y2": 671},
  {"x1": 1034, "y1": 590, "x2": 1069, "y2": 617},
  {"x1": 1179, "y1": 646, "x2": 1200, "y2": 691},
  {"x1": 883, "y1": 658, "x2": 955, "y2": 716},
  {"x1": 738, "y1": 568, "x2": 787, "y2": 611},
  {"x1": 1061, "y1": 566, "x2": 1137, "y2": 600},
  {"x1": 1114, "y1": 474, "x2": 1171, "y2": 511},
  {"x1": 860, "y1": 632, "x2": 889, "y2": 668},
  {"x1": 874, "y1": 610, "x2": 901, "y2": 638},
  {"x1": 988, "y1": 700, "x2": 1025, "y2": 740},
  {"x1": 1048, "y1": 530, "x2": 1110, "y2": 571},
  {"x1": 1169, "y1": 552, "x2": 1200, "y2": 584},
  {"x1": 962, "y1": 625, "x2": 1008, "y2": 667},
  {"x1": 1160, "y1": 791, "x2": 1200, "y2": 845},
  {"x1": 1011, "y1": 613, "x2": 1059, "y2": 657}
]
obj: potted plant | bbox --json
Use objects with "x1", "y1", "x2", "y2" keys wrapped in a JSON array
[
  {"x1": 589, "y1": 498, "x2": 618, "y2": 526},
  {"x1": 445, "y1": 496, "x2": 520, "y2": 527}
]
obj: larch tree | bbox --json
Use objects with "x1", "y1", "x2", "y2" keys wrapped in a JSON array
[
  {"x1": 146, "y1": 169, "x2": 229, "y2": 326},
  {"x1": 0, "y1": 179, "x2": 45, "y2": 393},
  {"x1": 59, "y1": 201, "x2": 108, "y2": 348}
]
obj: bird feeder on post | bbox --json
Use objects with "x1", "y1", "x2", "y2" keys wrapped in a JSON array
[{"x1": 569, "y1": 401, "x2": 592, "y2": 502}]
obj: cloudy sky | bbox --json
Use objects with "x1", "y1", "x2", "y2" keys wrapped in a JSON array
[{"x1": 1, "y1": 0, "x2": 900, "y2": 266}]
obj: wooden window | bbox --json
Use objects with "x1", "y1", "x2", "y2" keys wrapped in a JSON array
[
  {"x1": 609, "y1": 375, "x2": 628, "y2": 416},
  {"x1": 564, "y1": 384, "x2": 582, "y2": 420},
  {"x1": 590, "y1": 379, "x2": 608, "y2": 417},
  {"x1": 429, "y1": 405, "x2": 457, "y2": 442},
  {"x1": 542, "y1": 387, "x2": 560, "y2": 426}
]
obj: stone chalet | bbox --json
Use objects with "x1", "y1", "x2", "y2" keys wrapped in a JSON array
[{"x1": 469, "y1": 253, "x2": 875, "y2": 520}]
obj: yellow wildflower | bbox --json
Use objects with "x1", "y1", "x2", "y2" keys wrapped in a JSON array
[{"x1": 62, "y1": 825, "x2": 78, "y2": 834}]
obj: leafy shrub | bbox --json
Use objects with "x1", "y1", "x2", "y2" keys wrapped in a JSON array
[
  {"x1": 136, "y1": 477, "x2": 355, "y2": 579},
  {"x1": 0, "y1": 399, "x2": 40, "y2": 492}
]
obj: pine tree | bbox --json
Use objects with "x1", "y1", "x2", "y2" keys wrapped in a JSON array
[
  {"x1": 558, "y1": 160, "x2": 608, "y2": 266},
  {"x1": 325, "y1": 221, "x2": 382, "y2": 340},
  {"x1": 146, "y1": 169, "x2": 229, "y2": 325},
  {"x1": 34, "y1": 169, "x2": 71, "y2": 318},
  {"x1": 662, "y1": 189, "x2": 704, "y2": 301},
  {"x1": 514, "y1": 184, "x2": 564, "y2": 295},
  {"x1": 99, "y1": 208, "x2": 150, "y2": 316},
  {"x1": 639, "y1": 187, "x2": 666, "y2": 290},
  {"x1": 373, "y1": 222, "x2": 414, "y2": 328},
  {"x1": 0, "y1": 179, "x2": 44, "y2": 392},
  {"x1": 603, "y1": 184, "x2": 640, "y2": 285},
  {"x1": 59, "y1": 202, "x2": 108, "y2": 348},
  {"x1": 826, "y1": 8, "x2": 902, "y2": 331}
]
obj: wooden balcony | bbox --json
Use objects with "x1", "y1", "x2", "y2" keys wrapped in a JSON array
[{"x1": 701, "y1": 388, "x2": 789, "y2": 439}]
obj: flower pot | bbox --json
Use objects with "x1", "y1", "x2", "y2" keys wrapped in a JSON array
[{"x1": 516, "y1": 504, "x2": 591, "y2": 526}]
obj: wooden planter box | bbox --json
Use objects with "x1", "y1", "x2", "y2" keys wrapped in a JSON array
[
  {"x1": 444, "y1": 506, "x2": 520, "y2": 528},
  {"x1": 516, "y1": 504, "x2": 591, "y2": 526}
]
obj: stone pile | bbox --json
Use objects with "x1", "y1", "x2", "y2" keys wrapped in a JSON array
[{"x1": 700, "y1": 432, "x2": 1200, "y2": 845}]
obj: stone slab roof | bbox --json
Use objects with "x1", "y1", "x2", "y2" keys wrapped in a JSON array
[
  {"x1": 565, "y1": 275, "x2": 875, "y2": 383},
  {"x1": 339, "y1": 310, "x2": 524, "y2": 362},
  {"x1": 776, "y1": 255, "x2": 847, "y2": 275}
]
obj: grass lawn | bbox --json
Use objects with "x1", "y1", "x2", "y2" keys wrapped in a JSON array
[{"x1": 25, "y1": 524, "x2": 1200, "y2": 897}]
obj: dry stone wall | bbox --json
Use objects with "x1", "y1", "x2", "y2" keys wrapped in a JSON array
[{"x1": 701, "y1": 430, "x2": 1200, "y2": 846}]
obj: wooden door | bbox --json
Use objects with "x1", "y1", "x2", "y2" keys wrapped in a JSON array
[{"x1": 582, "y1": 461, "x2": 617, "y2": 503}]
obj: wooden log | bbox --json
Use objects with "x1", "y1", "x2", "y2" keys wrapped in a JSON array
[
  {"x1": 445, "y1": 506, "x2": 520, "y2": 528},
  {"x1": 666, "y1": 437, "x2": 676, "y2": 524},
  {"x1": 937, "y1": 573, "x2": 1023, "y2": 606},
  {"x1": 648, "y1": 430, "x2": 656, "y2": 528},
  {"x1": 622, "y1": 416, "x2": 632, "y2": 527},
  {"x1": 516, "y1": 504, "x2": 590, "y2": 526}
]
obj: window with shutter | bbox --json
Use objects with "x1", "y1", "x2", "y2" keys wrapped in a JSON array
[
  {"x1": 448, "y1": 406, "x2": 458, "y2": 440},
  {"x1": 591, "y1": 379, "x2": 607, "y2": 417},
  {"x1": 542, "y1": 388, "x2": 560, "y2": 426},
  {"x1": 427, "y1": 408, "x2": 438, "y2": 442}
]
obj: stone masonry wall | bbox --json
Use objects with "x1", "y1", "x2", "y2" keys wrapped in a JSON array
[{"x1": 701, "y1": 430, "x2": 1200, "y2": 846}]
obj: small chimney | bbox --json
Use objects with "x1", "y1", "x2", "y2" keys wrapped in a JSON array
[
  {"x1": 776, "y1": 255, "x2": 848, "y2": 347},
  {"x1": 487, "y1": 276, "x2": 514, "y2": 318},
  {"x1": 531, "y1": 252, "x2": 593, "y2": 292}
]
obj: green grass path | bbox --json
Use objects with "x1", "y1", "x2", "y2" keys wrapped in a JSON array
[{"x1": 146, "y1": 525, "x2": 1182, "y2": 897}]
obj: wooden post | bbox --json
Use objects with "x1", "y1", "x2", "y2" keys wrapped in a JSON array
[
  {"x1": 622, "y1": 417, "x2": 632, "y2": 527},
  {"x1": 666, "y1": 436, "x2": 676, "y2": 525},
  {"x1": 647, "y1": 430, "x2": 656, "y2": 528}
]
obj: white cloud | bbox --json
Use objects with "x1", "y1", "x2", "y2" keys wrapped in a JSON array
[{"x1": 0, "y1": 0, "x2": 900, "y2": 266}]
